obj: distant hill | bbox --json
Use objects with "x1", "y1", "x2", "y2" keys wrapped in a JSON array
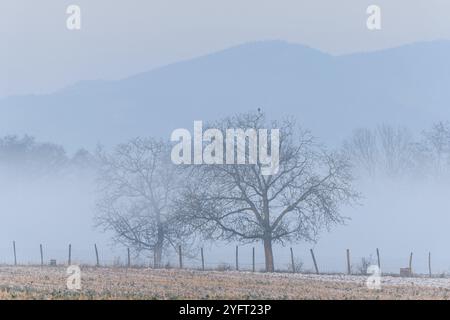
[{"x1": 1, "y1": 40, "x2": 450, "y2": 150}]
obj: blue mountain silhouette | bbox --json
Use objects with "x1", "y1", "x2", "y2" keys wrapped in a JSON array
[{"x1": 1, "y1": 40, "x2": 449, "y2": 149}]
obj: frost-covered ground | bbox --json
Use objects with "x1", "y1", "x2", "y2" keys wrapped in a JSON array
[
  {"x1": 1, "y1": 266, "x2": 450, "y2": 299},
  {"x1": 274, "y1": 272, "x2": 450, "y2": 289}
]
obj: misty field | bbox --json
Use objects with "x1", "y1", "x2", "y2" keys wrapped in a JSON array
[{"x1": 1, "y1": 266, "x2": 450, "y2": 300}]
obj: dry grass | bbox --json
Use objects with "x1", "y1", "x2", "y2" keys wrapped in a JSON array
[{"x1": 0, "y1": 266, "x2": 450, "y2": 300}]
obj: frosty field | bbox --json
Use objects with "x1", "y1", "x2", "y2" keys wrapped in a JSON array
[{"x1": 1, "y1": 266, "x2": 450, "y2": 300}]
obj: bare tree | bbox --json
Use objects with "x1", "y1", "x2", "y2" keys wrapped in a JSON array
[
  {"x1": 95, "y1": 138, "x2": 185, "y2": 267},
  {"x1": 176, "y1": 112, "x2": 357, "y2": 272},
  {"x1": 377, "y1": 125, "x2": 415, "y2": 177},
  {"x1": 420, "y1": 121, "x2": 450, "y2": 177},
  {"x1": 343, "y1": 128, "x2": 378, "y2": 177}
]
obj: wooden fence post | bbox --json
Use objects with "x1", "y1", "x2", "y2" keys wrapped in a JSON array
[
  {"x1": 346, "y1": 249, "x2": 351, "y2": 275},
  {"x1": 428, "y1": 252, "x2": 432, "y2": 278},
  {"x1": 68, "y1": 244, "x2": 72, "y2": 266},
  {"x1": 290, "y1": 247, "x2": 295, "y2": 273},
  {"x1": 310, "y1": 249, "x2": 319, "y2": 274},
  {"x1": 409, "y1": 252, "x2": 413, "y2": 274},
  {"x1": 376, "y1": 248, "x2": 381, "y2": 270},
  {"x1": 13, "y1": 241, "x2": 17, "y2": 266},
  {"x1": 40, "y1": 244, "x2": 44, "y2": 266},
  {"x1": 178, "y1": 245, "x2": 183, "y2": 269},
  {"x1": 127, "y1": 248, "x2": 131, "y2": 268},
  {"x1": 252, "y1": 247, "x2": 255, "y2": 272},
  {"x1": 95, "y1": 244, "x2": 100, "y2": 267},
  {"x1": 235, "y1": 245, "x2": 239, "y2": 271},
  {"x1": 201, "y1": 247, "x2": 205, "y2": 271}
]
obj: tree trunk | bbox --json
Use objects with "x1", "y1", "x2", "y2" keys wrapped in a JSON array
[
  {"x1": 153, "y1": 225, "x2": 165, "y2": 268},
  {"x1": 263, "y1": 238, "x2": 274, "y2": 272},
  {"x1": 154, "y1": 243, "x2": 163, "y2": 268}
]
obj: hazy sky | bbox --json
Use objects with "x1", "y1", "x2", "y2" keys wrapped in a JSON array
[{"x1": 1, "y1": 0, "x2": 449, "y2": 96}]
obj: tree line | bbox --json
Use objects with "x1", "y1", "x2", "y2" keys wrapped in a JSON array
[
  {"x1": 0, "y1": 135, "x2": 94, "y2": 177},
  {"x1": 344, "y1": 122, "x2": 450, "y2": 179}
]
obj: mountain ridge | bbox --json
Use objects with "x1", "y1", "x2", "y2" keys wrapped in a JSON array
[{"x1": 1, "y1": 40, "x2": 449, "y2": 150}]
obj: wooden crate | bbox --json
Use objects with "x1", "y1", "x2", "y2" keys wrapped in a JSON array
[{"x1": 400, "y1": 267, "x2": 412, "y2": 277}]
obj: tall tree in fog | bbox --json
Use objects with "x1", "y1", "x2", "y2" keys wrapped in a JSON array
[
  {"x1": 95, "y1": 138, "x2": 184, "y2": 267},
  {"x1": 176, "y1": 112, "x2": 357, "y2": 272}
]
